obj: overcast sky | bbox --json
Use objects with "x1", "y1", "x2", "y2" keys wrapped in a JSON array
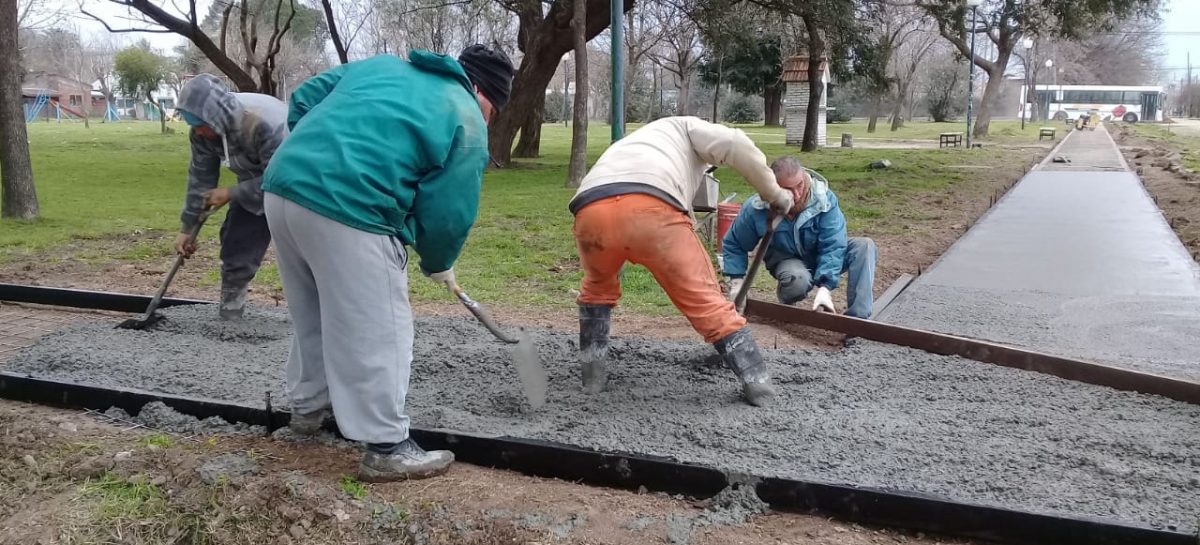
[{"x1": 59, "y1": 0, "x2": 1200, "y2": 85}]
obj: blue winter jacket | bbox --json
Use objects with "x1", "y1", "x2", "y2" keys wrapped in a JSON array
[{"x1": 721, "y1": 171, "x2": 849, "y2": 289}]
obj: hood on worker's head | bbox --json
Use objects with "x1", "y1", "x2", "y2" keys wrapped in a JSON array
[
  {"x1": 176, "y1": 73, "x2": 242, "y2": 136},
  {"x1": 409, "y1": 49, "x2": 477, "y2": 98}
]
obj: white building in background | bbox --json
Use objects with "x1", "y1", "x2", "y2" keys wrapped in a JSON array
[{"x1": 782, "y1": 55, "x2": 829, "y2": 147}]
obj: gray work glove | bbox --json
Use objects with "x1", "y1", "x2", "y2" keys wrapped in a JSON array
[
  {"x1": 427, "y1": 268, "x2": 456, "y2": 288},
  {"x1": 726, "y1": 277, "x2": 745, "y2": 302}
]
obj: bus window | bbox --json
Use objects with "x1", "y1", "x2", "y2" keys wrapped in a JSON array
[{"x1": 1123, "y1": 91, "x2": 1141, "y2": 103}]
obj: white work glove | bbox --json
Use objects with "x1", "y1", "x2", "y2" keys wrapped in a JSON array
[
  {"x1": 768, "y1": 191, "x2": 795, "y2": 216},
  {"x1": 812, "y1": 286, "x2": 835, "y2": 313},
  {"x1": 726, "y1": 277, "x2": 745, "y2": 301},
  {"x1": 427, "y1": 268, "x2": 456, "y2": 287}
]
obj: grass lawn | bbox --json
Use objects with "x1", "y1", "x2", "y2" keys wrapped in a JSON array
[
  {"x1": 4, "y1": 120, "x2": 1033, "y2": 314},
  {"x1": 813, "y1": 118, "x2": 1051, "y2": 144}
]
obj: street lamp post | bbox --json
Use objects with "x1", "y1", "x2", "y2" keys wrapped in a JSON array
[
  {"x1": 1045, "y1": 58, "x2": 1055, "y2": 122},
  {"x1": 965, "y1": 0, "x2": 983, "y2": 149},
  {"x1": 1020, "y1": 37, "x2": 1033, "y2": 130}
]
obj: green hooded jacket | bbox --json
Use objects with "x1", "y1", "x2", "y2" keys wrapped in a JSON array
[{"x1": 262, "y1": 51, "x2": 488, "y2": 274}]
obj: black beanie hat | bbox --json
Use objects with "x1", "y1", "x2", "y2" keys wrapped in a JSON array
[{"x1": 458, "y1": 44, "x2": 515, "y2": 110}]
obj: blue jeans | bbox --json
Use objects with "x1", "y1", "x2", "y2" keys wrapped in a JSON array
[{"x1": 767, "y1": 237, "x2": 877, "y2": 318}]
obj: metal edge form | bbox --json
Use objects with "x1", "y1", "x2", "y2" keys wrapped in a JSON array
[
  {"x1": 0, "y1": 283, "x2": 211, "y2": 313},
  {"x1": 745, "y1": 298, "x2": 1200, "y2": 405},
  {"x1": 0, "y1": 372, "x2": 1193, "y2": 545}
]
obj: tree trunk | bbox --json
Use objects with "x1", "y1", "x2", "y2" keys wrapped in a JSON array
[
  {"x1": 643, "y1": 65, "x2": 656, "y2": 121},
  {"x1": 867, "y1": 94, "x2": 881, "y2": 133},
  {"x1": 974, "y1": 58, "x2": 1008, "y2": 139},
  {"x1": 487, "y1": 0, "x2": 633, "y2": 167},
  {"x1": 890, "y1": 82, "x2": 908, "y2": 131},
  {"x1": 513, "y1": 93, "x2": 545, "y2": 158},
  {"x1": 0, "y1": 0, "x2": 38, "y2": 219},
  {"x1": 676, "y1": 71, "x2": 690, "y2": 116},
  {"x1": 711, "y1": 56, "x2": 722, "y2": 123},
  {"x1": 320, "y1": 0, "x2": 349, "y2": 64},
  {"x1": 490, "y1": 52, "x2": 555, "y2": 165},
  {"x1": 148, "y1": 91, "x2": 168, "y2": 134},
  {"x1": 763, "y1": 85, "x2": 782, "y2": 126},
  {"x1": 567, "y1": 0, "x2": 590, "y2": 188},
  {"x1": 801, "y1": 19, "x2": 824, "y2": 152}
]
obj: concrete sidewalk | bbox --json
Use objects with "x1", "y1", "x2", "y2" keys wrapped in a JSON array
[{"x1": 881, "y1": 124, "x2": 1200, "y2": 380}]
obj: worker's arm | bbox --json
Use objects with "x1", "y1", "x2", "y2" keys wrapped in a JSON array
[
  {"x1": 409, "y1": 125, "x2": 487, "y2": 275},
  {"x1": 686, "y1": 120, "x2": 790, "y2": 207},
  {"x1": 227, "y1": 120, "x2": 286, "y2": 213},
  {"x1": 812, "y1": 194, "x2": 848, "y2": 290},
  {"x1": 286, "y1": 64, "x2": 348, "y2": 131},
  {"x1": 720, "y1": 200, "x2": 768, "y2": 278},
  {"x1": 181, "y1": 130, "x2": 222, "y2": 231}
]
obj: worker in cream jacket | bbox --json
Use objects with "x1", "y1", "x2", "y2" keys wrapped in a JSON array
[{"x1": 567, "y1": 116, "x2": 795, "y2": 407}]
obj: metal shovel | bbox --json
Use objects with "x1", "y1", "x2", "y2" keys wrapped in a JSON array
[
  {"x1": 116, "y1": 207, "x2": 215, "y2": 330},
  {"x1": 447, "y1": 281, "x2": 548, "y2": 409}
]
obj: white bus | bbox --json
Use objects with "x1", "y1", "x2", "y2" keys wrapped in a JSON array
[{"x1": 1019, "y1": 84, "x2": 1166, "y2": 123}]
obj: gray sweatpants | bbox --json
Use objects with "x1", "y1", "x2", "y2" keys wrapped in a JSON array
[{"x1": 264, "y1": 193, "x2": 413, "y2": 443}]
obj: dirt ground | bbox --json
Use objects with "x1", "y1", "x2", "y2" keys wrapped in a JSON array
[
  {"x1": 1112, "y1": 124, "x2": 1200, "y2": 262},
  {"x1": 0, "y1": 400, "x2": 970, "y2": 545}
]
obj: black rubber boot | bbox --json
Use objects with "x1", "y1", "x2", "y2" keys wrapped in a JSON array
[
  {"x1": 714, "y1": 327, "x2": 776, "y2": 407},
  {"x1": 219, "y1": 285, "x2": 248, "y2": 321},
  {"x1": 579, "y1": 304, "x2": 612, "y2": 394}
]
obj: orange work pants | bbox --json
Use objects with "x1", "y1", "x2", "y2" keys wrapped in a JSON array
[{"x1": 573, "y1": 193, "x2": 745, "y2": 344}]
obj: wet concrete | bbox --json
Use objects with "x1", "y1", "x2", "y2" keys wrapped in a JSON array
[
  {"x1": 880, "y1": 125, "x2": 1200, "y2": 379},
  {"x1": 5, "y1": 305, "x2": 1200, "y2": 532},
  {"x1": 1040, "y1": 125, "x2": 1129, "y2": 171}
]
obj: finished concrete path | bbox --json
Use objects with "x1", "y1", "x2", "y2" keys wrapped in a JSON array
[{"x1": 881, "y1": 125, "x2": 1200, "y2": 380}]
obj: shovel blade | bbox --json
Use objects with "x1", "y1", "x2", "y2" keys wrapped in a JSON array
[
  {"x1": 115, "y1": 313, "x2": 163, "y2": 330},
  {"x1": 511, "y1": 330, "x2": 547, "y2": 410}
]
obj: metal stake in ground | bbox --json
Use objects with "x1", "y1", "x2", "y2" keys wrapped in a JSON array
[
  {"x1": 447, "y1": 280, "x2": 548, "y2": 409},
  {"x1": 116, "y1": 206, "x2": 216, "y2": 330}
]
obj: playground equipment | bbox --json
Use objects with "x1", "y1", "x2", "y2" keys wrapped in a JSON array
[
  {"x1": 49, "y1": 99, "x2": 88, "y2": 123},
  {"x1": 23, "y1": 89, "x2": 50, "y2": 122}
]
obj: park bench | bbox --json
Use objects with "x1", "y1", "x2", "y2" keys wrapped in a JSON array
[
  {"x1": 939, "y1": 132, "x2": 963, "y2": 148},
  {"x1": 1038, "y1": 127, "x2": 1056, "y2": 141}
]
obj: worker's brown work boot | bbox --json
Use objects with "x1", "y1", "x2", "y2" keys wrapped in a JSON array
[
  {"x1": 359, "y1": 439, "x2": 454, "y2": 482},
  {"x1": 579, "y1": 304, "x2": 612, "y2": 394},
  {"x1": 714, "y1": 327, "x2": 776, "y2": 407}
]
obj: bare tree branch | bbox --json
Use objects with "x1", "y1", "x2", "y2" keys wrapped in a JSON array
[
  {"x1": 397, "y1": 0, "x2": 474, "y2": 17},
  {"x1": 80, "y1": 8, "x2": 175, "y2": 33}
]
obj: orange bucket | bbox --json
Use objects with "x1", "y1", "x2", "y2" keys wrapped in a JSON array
[{"x1": 716, "y1": 202, "x2": 741, "y2": 251}]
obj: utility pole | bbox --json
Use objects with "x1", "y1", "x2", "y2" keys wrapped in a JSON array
[
  {"x1": 563, "y1": 58, "x2": 570, "y2": 127},
  {"x1": 610, "y1": 0, "x2": 625, "y2": 142},
  {"x1": 965, "y1": 0, "x2": 982, "y2": 148}
]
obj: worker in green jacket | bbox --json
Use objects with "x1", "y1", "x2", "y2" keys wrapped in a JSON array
[{"x1": 261, "y1": 45, "x2": 513, "y2": 482}]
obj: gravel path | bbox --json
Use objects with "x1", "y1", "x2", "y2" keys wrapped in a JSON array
[{"x1": 4, "y1": 304, "x2": 1198, "y2": 532}]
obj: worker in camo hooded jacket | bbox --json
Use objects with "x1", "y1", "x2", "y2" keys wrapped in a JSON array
[{"x1": 173, "y1": 73, "x2": 288, "y2": 320}]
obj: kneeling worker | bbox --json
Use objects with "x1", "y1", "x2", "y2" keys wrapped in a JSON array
[
  {"x1": 568, "y1": 116, "x2": 796, "y2": 407},
  {"x1": 173, "y1": 74, "x2": 288, "y2": 319},
  {"x1": 722, "y1": 156, "x2": 877, "y2": 318}
]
